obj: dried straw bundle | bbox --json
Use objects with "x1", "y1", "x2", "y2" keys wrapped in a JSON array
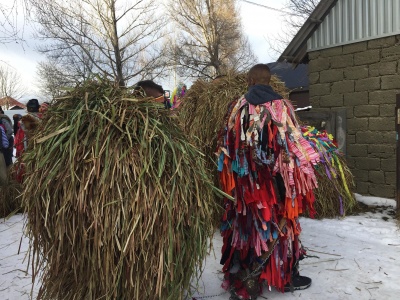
[
  {"x1": 22, "y1": 80, "x2": 219, "y2": 300},
  {"x1": 302, "y1": 126, "x2": 358, "y2": 218},
  {"x1": 0, "y1": 168, "x2": 23, "y2": 218},
  {"x1": 313, "y1": 155, "x2": 357, "y2": 218}
]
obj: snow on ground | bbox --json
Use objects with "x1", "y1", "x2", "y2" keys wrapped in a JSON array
[
  {"x1": 0, "y1": 215, "x2": 38, "y2": 299},
  {"x1": 355, "y1": 193, "x2": 397, "y2": 208},
  {"x1": 1, "y1": 196, "x2": 399, "y2": 300},
  {"x1": 194, "y1": 196, "x2": 400, "y2": 300}
]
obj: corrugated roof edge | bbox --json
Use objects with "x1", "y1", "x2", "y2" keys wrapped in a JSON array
[{"x1": 278, "y1": 0, "x2": 339, "y2": 65}]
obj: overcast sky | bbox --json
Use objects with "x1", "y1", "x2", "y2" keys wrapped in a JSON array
[{"x1": 0, "y1": 0, "x2": 290, "y2": 101}]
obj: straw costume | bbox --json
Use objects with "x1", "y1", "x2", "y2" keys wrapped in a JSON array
[
  {"x1": 22, "y1": 80, "x2": 219, "y2": 300},
  {"x1": 216, "y1": 64, "x2": 319, "y2": 299}
]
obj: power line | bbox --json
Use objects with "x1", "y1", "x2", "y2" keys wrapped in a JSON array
[{"x1": 240, "y1": 0, "x2": 292, "y2": 14}]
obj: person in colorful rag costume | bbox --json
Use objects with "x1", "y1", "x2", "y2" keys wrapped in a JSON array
[
  {"x1": 170, "y1": 83, "x2": 186, "y2": 109},
  {"x1": 215, "y1": 64, "x2": 320, "y2": 299}
]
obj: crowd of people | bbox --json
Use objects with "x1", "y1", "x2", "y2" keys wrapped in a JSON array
[
  {"x1": 0, "y1": 99, "x2": 49, "y2": 183},
  {"x1": 0, "y1": 67, "x2": 319, "y2": 299},
  {"x1": 0, "y1": 79, "x2": 173, "y2": 185},
  {"x1": 134, "y1": 68, "x2": 319, "y2": 299},
  {"x1": 0, "y1": 107, "x2": 15, "y2": 184}
]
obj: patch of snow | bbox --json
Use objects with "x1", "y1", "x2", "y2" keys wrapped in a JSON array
[
  {"x1": 355, "y1": 193, "x2": 397, "y2": 208},
  {"x1": 1, "y1": 195, "x2": 400, "y2": 300}
]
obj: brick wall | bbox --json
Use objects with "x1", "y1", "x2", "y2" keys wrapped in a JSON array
[{"x1": 308, "y1": 35, "x2": 400, "y2": 198}]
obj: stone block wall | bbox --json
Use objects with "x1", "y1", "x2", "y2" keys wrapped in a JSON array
[{"x1": 308, "y1": 35, "x2": 400, "y2": 198}]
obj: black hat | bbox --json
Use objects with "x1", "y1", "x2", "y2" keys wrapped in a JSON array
[{"x1": 27, "y1": 99, "x2": 40, "y2": 108}]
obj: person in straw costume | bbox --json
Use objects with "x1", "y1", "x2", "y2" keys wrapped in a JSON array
[
  {"x1": 215, "y1": 64, "x2": 320, "y2": 299},
  {"x1": 22, "y1": 79, "x2": 220, "y2": 300}
]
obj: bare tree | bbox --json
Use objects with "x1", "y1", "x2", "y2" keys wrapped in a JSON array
[
  {"x1": 0, "y1": 64, "x2": 26, "y2": 108},
  {"x1": 285, "y1": 0, "x2": 320, "y2": 29},
  {"x1": 36, "y1": 60, "x2": 75, "y2": 100},
  {"x1": 0, "y1": 0, "x2": 29, "y2": 44},
  {"x1": 268, "y1": 0, "x2": 319, "y2": 57},
  {"x1": 167, "y1": 0, "x2": 257, "y2": 80},
  {"x1": 29, "y1": 0, "x2": 169, "y2": 87}
]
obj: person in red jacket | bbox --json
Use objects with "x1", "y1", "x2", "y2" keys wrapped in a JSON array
[
  {"x1": 216, "y1": 64, "x2": 320, "y2": 299},
  {"x1": 14, "y1": 99, "x2": 42, "y2": 182}
]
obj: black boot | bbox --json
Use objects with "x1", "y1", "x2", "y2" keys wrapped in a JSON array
[{"x1": 284, "y1": 260, "x2": 312, "y2": 292}]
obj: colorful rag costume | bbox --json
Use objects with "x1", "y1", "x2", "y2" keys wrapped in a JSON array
[
  {"x1": 170, "y1": 83, "x2": 186, "y2": 109},
  {"x1": 216, "y1": 84, "x2": 320, "y2": 299}
]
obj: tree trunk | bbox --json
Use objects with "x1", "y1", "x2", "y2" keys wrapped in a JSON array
[{"x1": 110, "y1": 0, "x2": 125, "y2": 87}]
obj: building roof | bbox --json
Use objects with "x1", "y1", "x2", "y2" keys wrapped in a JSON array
[
  {"x1": 0, "y1": 96, "x2": 26, "y2": 109},
  {"x1": 309, "y1": 0, "x2": 400, "y2": 51},
  {"x1": 278, "y1": 0, "x2": 339, "y2": 64},
  {"x1": 267, "y1": 62, "x2": 309, "y2": 91},
  {"x1": 9, "y1": 105, "x2": 25, "y2": 110}
]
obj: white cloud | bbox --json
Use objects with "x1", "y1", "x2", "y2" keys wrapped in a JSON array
[
  {"x1": 238, "y1": 0, "x2": 288, "y2": 62},
  {"x1": 0, "y1": 38, "x2": 44, "y2": 100}
]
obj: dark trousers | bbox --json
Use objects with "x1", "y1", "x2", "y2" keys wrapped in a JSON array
[{"x1": 2, "y1": 137, "x2": 13, "y2": 167}]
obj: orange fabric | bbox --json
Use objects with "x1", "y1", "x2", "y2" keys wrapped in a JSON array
[{"x1": 219, "y1": 156, "x2": 235, "y2": 195}]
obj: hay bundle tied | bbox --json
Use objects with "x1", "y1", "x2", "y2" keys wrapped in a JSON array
[
  {"x1": 22, "y1": 80, "x2": 219, "y2": 299},
  {"x1": 302, "y1": 126, "x2": 358, "y2": 218}
]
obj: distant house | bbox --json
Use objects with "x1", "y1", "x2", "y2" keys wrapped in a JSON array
[
  {"x1": 267, "y1": 62, "x2": 310, "y2": 109},
  {"x1": 0, "y1": 96, "x2": 26, "y2": 111},
  {"x1": 279, "y1": 0, "x2": 400, "y2": 199},
  {"x1": 10, "y1": 105, "x2": 25, "y2": 110}
]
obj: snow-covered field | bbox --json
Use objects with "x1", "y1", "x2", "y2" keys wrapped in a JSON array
[{"x1": 1, "y1": 194, "x2": 399, "y2": 300}]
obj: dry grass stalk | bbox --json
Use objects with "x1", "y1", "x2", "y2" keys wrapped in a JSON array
[
  {"x1": 302, "y1": 127, "x2": 358, "y2": 218},
  {"x1": 22, "y1": 79, "x2": 219, "y2": 300},
  {"x1": 0, "y1": 168, "x2": 23, "y2": 218},
  {"x1": 312, "y1": 157, "x2": 358, "y2": 218}
]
